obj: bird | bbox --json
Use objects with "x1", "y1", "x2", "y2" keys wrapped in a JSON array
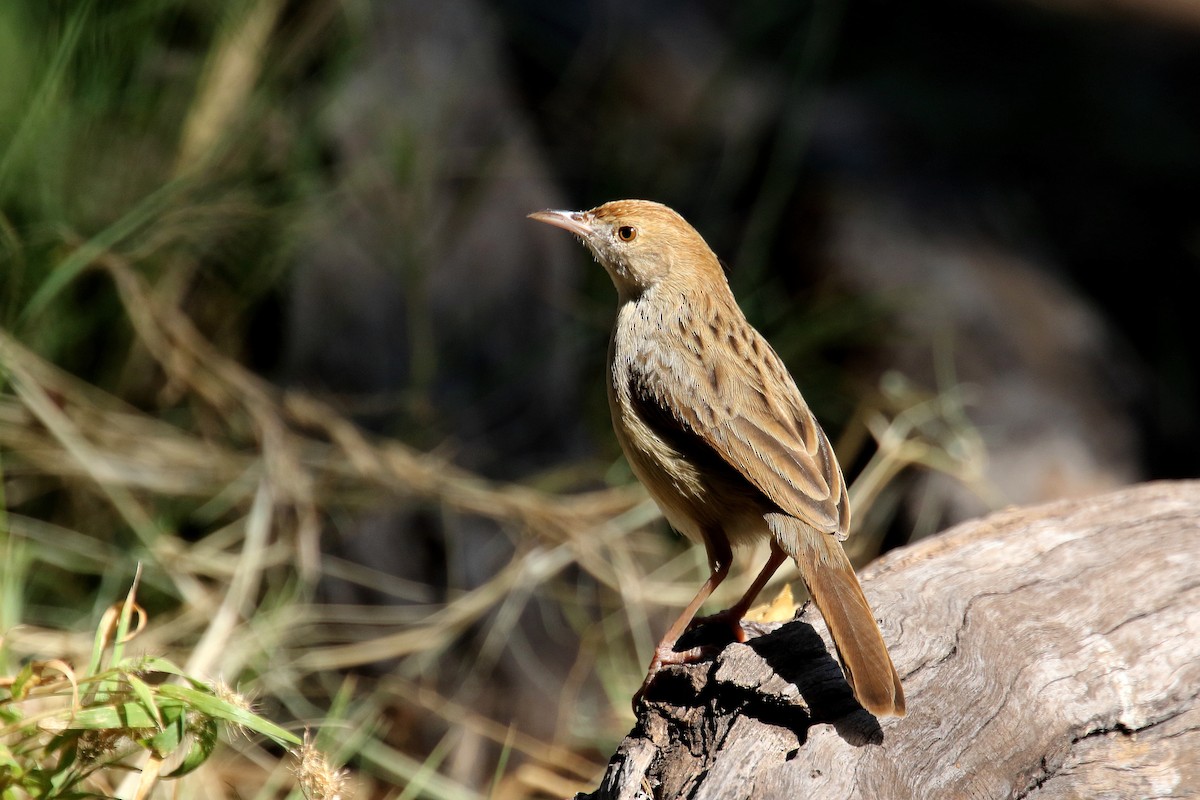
[{"x1": 528, "y1": 199, "x2": 905, "y2": 717}]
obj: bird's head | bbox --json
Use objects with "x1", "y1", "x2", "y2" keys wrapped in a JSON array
[{"x1": 529, "y1": 200, "x2": 723, "y2": 299}]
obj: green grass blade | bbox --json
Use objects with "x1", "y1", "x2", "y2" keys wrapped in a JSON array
[{"x1": 156, "y1": 684, "x2": 301, "y2": 747}]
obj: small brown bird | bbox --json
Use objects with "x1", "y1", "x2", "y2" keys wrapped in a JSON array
[{"x1": 529, "y1": 200, "x2": 905, "y2": 717}]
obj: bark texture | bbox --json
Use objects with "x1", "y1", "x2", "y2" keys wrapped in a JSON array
[{"x1": 581, "y1": 481, "x2": 1200, "y2": 799}]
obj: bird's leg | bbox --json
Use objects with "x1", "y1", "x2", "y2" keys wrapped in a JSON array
[
  {"x1": 692, "y1": 542, "x2": 788, "y2": 643},
  {"x1": 634, "y1": 534, "x2": 731, "y2": 707}
]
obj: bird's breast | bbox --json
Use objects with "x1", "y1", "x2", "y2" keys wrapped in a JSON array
[{"x1": 606, "y1": 301, "x2": 769, "y2": 546}]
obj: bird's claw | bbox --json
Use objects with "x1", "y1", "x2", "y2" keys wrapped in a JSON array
[{"x1": 631, "y1": 642, "x2": 720, "y2": 711}]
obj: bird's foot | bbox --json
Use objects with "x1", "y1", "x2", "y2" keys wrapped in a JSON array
[{"x1": 631, "y1": 641, "x2": 719, "y2": 710}]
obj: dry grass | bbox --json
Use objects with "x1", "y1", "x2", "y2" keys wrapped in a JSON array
[
  {"x1": 0, "y1": 239, "x2": 990, "y2": 797},
  {"x1": 1, "y1": 247, "x2": 650, "y2": 797},
  {"x1": 0, "y1": 4, "x2": 994, "y2": 796}
]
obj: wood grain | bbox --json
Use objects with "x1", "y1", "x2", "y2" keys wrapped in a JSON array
[{"x1": 581, "y1": 481, "x2": 1200, "y2": 799}]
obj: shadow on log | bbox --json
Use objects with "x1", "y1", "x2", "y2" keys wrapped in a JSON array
[{"x1": 580, "y1": 481, "x2": 1200, "y2": 799}]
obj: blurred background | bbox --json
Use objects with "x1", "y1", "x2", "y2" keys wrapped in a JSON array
[{"x1": 1, "y1": 0, "x2": 1198, "y2": 796}]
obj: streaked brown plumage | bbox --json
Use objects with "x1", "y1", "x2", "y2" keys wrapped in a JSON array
[{"x1": 529, "y1": 199, "x2": 905, "y2": 717}]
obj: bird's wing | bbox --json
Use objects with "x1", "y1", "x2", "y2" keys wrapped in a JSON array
[{"x1": 632, "y1": 319, "x2": 849, "y2": 535}]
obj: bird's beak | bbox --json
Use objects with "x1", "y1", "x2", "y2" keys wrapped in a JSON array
[{"x1": 528, "y1": 209, "x2": 594, "y2": 239}]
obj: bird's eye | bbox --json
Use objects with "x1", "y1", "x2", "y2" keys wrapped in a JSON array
[{"x1": 617, "y1": 225, "x2": 638, "y2": 242}]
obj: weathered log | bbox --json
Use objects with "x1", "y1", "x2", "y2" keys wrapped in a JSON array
[{"x1": 580, "y1": 481, "x2": 1200, "y2": 799}]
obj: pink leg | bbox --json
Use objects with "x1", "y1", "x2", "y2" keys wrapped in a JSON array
[
  {"x1": 696, "y1": 542, "x2": 788, "y2": 642},
  {"x1": 634, "y1": 535, "x2": 732, "y2": 707},
  {"x1": 634, "y1": 543, "x2": 793, "y2": 708}
]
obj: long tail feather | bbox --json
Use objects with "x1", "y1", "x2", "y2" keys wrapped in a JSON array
[{"x1": 770, "y1": 515, "x2": 906, "y2": 716}]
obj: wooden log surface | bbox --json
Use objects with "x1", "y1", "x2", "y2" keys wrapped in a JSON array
[{"x1": 580, "y1": 481, "x2": 1200, "y2": 800}]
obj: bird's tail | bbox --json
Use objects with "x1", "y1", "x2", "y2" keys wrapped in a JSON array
[{"x1": 771, "y1": 515, "x2": 906, "y2": 717}]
